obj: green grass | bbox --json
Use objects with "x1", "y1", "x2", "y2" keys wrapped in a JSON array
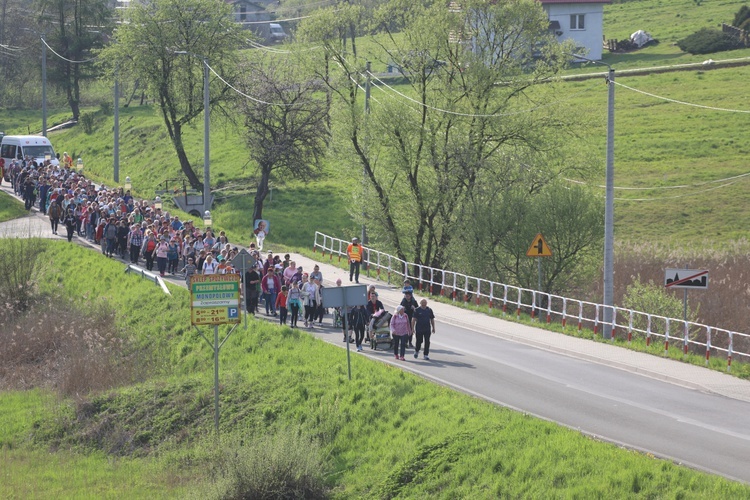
[
  {"x1": 0, "y1": 191, "x2": 27, "y2": 222},
  {"x1": 3, "y1": 240, "x2": 750, "y2": 497}
]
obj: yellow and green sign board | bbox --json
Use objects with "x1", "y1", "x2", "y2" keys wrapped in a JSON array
[{"x1": 190, "y1": 274, "x2": 242, "y2": 326}]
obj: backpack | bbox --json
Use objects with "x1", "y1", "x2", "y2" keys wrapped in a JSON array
[
  {"x1": 49, "y1": 203, "x2": 61, "y2": 219},
  {"x1": 146, "y1": 240, "x2": 156, "y2": 253}
]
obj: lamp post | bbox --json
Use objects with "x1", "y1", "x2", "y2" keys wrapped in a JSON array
[
  {"x1": 124, "y1": 176, "x2": 131, "y2": 191},
  {"x1": 77, "y1": 157, "x2": 83, "y2": 174},
  {"x1": 203, "y1": 210, "x2": 212, "y2": 228},
  {"x1": 154, "y1": 196, "x2": 162, "y2": 211},
  {"x1": 573, "y1": 53, "x2": 615, "y2": 340},
  {"x1": 174, "y1": 50, "x2": 211, "y2": 216}
]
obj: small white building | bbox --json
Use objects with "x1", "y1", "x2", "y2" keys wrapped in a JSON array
[{"x1": 541, "y1": 0, "x2": 611, "y2": 60}]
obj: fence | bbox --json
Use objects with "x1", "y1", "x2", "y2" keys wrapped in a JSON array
[{"x1": 314, "y1": 232, "x2": 749, "y2": 371}]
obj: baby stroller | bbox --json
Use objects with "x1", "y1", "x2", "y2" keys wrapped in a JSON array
[{"x1": 368, "y1": 310, "x2": 393, "y2": 351}]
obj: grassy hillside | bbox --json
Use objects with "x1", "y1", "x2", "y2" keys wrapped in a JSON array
[{"x1": 2, "y1": 240, "x2": 749, "y2": 497}]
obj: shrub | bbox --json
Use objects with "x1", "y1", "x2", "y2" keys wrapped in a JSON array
[
  {"x1": 677, "y1": 28, "x2": 742, "y2": 54},
  {"x1": 79, "y1": 111, "x2": 95, "y2": 134},
  {"x1": 621, "y1": 276, "x2": 698, "y2": 334},
  {"x1": 733, "y1": 5, "x2": 750, "y2": 29},
  {"x1": 197, "y1": 430, "x2": 327, "y2": 500},
  {"x1": 99, "y1": 100, "x2": 114, "y2": 116}
]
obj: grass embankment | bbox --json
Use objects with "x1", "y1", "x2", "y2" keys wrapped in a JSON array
[
  {"x1": 2, "y1": 240, "x2": 750, "y2": 497},
  {"x1": 0, "y1": 190, "x2": 27, "y2": 222}
]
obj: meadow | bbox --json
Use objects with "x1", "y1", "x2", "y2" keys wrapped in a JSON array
[{"x1": 1, "y1": 239, "x2": 749, "y2": 497}]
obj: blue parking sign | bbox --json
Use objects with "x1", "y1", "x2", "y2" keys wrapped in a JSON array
[{"x1": 227, "y1": 307, "x2": 239, "y2": 319}]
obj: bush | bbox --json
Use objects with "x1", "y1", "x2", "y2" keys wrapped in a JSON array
[
  {"x1": 79, "y1": 111, "x2": 95, "y2": 134},
  {"x1": 621, "y1": 276, "x2": 698, "y2": 333},
  {"x1": 197, "y1": 430, "x2": 327, "y2": 500},
  {"x1": 677, "y1": 28, "x2": 742, "y2": 54},
  {"x1": 99, "y1": 100, "x2": 114, "y2": 116},
  {"x1": 733, "y1": 5, "x2": 750, "y2": 29}
]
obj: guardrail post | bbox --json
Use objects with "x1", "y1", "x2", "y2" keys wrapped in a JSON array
[
  {"x1": 683, "y1": 321, "x2": 689, "y2": 355},
  {"x1": 489, "y1": 283, "x2": 494, "y2": 311},
  {"x1": 594, "y1": 304, "x2": 599, "y2": 336},
  {"x1": 705, "y1": 327, "x2": 711, "y2": 365},
  {"x1": 664, "y1": 318, "x2": 671, "y2": 355},
  {"x1": 611, "y1": 308, "x2": 617, "y2": 341},
  {"x1": 516, "y1": 288, "x2": 522, "y2": 320},
  {"x1": 452, "y1": 273, "x2": 457, "y2": 301},
  {"x1": 727, "y1": 332, "x2": 733, "y2": 372},
  {"x1": 502, "y1": 285, "x2": 508, "y2": 315},
  {"x1": 546, "y1": 294, "x2": 551, "y2": 324},
  {"x1": 627, "y1": 310, "x2": 633, "y2": 343},
  {"x1": 561, "y1": 298, "x2": 567, "y2": 328},
  {"x1": 531, "y1": 291, "x2": 536, "y2": 320},
  {"x1": 646, "y1": 315, "x2": 652, "y2": 346},
  {"x1": 577, "y1": 301, "x2": 583, "y2": 332},
  {"x1": 430, "y1": 268, "x2": 434, "y2": 295},
  {"x1": 441, "y1": 271, "x2": 446, "y2": 296}
]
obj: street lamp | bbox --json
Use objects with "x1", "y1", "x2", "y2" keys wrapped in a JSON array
[
  {"x1": 124, "y1": 176, "x2": 131, "y2": 191},
  {"x1": 77, "y1": 157, "x2": 83, "y2": 173},
  {"x1": 572, "y1": 53, "x2": 615, "y2": 340},
  {"x1": 174, "y1": 50, "x2": 211, "y2": 216},
  {"x1": 203, "y1": 210, "x2": 212, "y2": 227},
  {"x1": 154, "y1": 196, "x2": 162, "y2": 210}
]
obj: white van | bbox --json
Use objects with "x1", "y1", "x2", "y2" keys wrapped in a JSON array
[
  {"x1": 269, "y1": 23, "x2": 288, "y2": 43},
  {"x1": 1, "y1": 135, "x2": 59, "y2": 177}
]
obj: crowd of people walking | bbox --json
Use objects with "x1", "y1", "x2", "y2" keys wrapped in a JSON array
[{"x1": 2, "y1": 158, "x2": 437, "y2": 361}]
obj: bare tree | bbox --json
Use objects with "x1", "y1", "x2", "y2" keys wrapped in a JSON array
[{"x1": 235, "y1": 58, "x2": 329, "y2": 221}]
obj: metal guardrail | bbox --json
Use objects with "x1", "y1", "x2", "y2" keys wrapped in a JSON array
[
  {"x1": 125, "y1": 265, "x2": 172, "y2": 296},
  {"x1": 314, "y1": 231, "x2": 749, "y2": 371}
]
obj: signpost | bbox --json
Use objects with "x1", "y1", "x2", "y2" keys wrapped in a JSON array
[
  {"x1": 230, "y1": 249, "x2": 257, "y2": 330},
  {"x1": 665, "y1": 268, "x2": 709, "y2": 323},
  {"x1": 321, "y1": 285, "x2": 368, "y2": 380},
  {"x1": 189, "y1": 273, "x2": 241, "y2": 436},
  {"x1": 526, "y1": 233, "x2": 552, "y2": 314}
]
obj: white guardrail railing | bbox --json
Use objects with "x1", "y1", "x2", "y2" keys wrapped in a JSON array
[{"x1": 314, "y1": 231, "x2": 749, "y2": 371}]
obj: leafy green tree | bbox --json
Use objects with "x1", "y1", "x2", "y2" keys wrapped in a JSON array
[
  {"x1": 234, "y1": 56, "x2": 329, "y2": 222},
  {"x1": 102, "y1": 0, "x2": 242, "y2": 191},
  {"x1": 300, "y1": 0, "x2": 578, "y2": 274},
  {"x1": 459, "y1": 182, "x2": 604, "y2": 295},
  {"x1": 37, "y1": 0, "x2": 112, "y2": 120}
]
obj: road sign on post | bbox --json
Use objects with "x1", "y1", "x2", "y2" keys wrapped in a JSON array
[
  {"x1": 321, "y1": 285, "x2": 368, "y2": 380},
  {"x1": 230, "y1": 249, "x2": 257, "y2": 330},
  {"x1": 526, "y1": 233, "x2": 552, "y2": 257},
  {"x1": 664, "y1": 269, "x2": 709, "y2": 290},
  {"x1": 189, "y1": 273, "x2": 241, "y2": 438},
  {"x1": 190, "y1": 274, "x2": 242, "y2": 326}
]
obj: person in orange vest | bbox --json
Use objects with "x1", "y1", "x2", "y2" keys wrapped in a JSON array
[{"x1": 347, "y1": 237, "x2": 364, "y2": 283}]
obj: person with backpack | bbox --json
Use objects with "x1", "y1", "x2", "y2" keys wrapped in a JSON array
[
  {"x1": 104, "y1": 218, "x2": 118, "y2": 258},
  {"x1": 167, "y1": 237, "x2": 180, "y2": 274},
  {"x1": 155, "y1": 236, "x2": 170, "y2": 277},
  {"x1": 127, "y1": 224, "x2": 143, "y2": 264},
  {"x1": 62, "y1": 205, "x2": 77, "y2": 242},
  {"x1": 412, "y1": 299, "x2": 436, "y2": 360},
  {"x1": 48, "y1": 199, "x2": 62, "y2": 235},
  {"x1": 349, "y1": 304, "x2": 369, "y2": 352},
  {"x1": 142, "y1": 231, "x2": 157, "y2": 271}
]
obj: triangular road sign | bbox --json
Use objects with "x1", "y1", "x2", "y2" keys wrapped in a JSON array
[{"x1": 526, "y1": 233, "x2": 552, "y2": 257}]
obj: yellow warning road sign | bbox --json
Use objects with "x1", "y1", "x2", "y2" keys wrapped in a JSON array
[{"x1": 526, "y1": 233, "x2": 552, "y2": 257}]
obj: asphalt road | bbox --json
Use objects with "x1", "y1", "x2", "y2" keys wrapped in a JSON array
[
  {"x1": 3, "y1": 189, "x2": 749, "y2": 484},
  {"x1": 308, "y1": 310, "x2": 750, "y2": 484}
]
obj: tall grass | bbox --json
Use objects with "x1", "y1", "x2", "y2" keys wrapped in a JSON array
[
  {"x1": 0, "y1": 191, "x2": 27, "y2": 223},
  {"x1": 0, "y1": 240, "x2": 748, "y2": 497}
]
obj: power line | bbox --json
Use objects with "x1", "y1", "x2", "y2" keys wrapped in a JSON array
[
  {"x1": 204, "y1": 61, "x2": 305, "y2": 108},
  {"x1": 41, "y1": 37, "x2": 98, "y2": 64},
  {"x1": 564, "y1": 170, "x2": 750, "y2": 191},
  {"x1": 614, "y1": 81, "x2": 750, "y2": 114},
  {"x1": 367, "y1": 71, "x2": 600, "y2": 118}
]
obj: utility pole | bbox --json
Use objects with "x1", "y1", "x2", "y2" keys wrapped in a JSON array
[
  {"x1": 41, "y1": 36, "x2": 47, "y2": 137},
  {"x1": 114, "y1": 66, "x2": 119, "y2": 183},
  {"x1": 572, "y1": 54, "x2": 615, "y2": 340},
  {"x1": 362, "y1": 61, "x2": 371, "y2": 246},
  {"x1": 202, "y1": 56, "x2": 210, "y2": 215}
]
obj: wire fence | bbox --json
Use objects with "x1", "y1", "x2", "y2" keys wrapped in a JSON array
[{"x1": 314, "y1": 231, "x2": 749, "y2": 371}]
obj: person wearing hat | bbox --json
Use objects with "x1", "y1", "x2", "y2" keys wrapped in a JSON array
[
  {"x1": 365, "y1": 291, "x2": 384, "y2": 343},
  {"x1": 347, "y1": 237, "x2": 364, "y2": 283},
  {"x1": 401, "y1": 287, "x2": 419, "y2": 348}
]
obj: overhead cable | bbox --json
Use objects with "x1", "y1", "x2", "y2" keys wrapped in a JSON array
[
  {"x1": 41, "y1": 37, "x2": 98, "y2": 64},
  {"x1": 614, "y1": 81, "x2": 750, "y2": 114}
]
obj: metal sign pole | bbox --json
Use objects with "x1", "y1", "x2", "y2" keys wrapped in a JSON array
[
  {"x1": 213, "y1": 324, "x2": 219, "y2": 437},
  {"x1": 537, "y1": 258, "x2": 542, "y2": 311},
  {"x1": 343, "y1": 294, "x2": 351, "y2": 381},
  {"x1": 243, "y1": 261, "x2": 247, "y2": 330}
]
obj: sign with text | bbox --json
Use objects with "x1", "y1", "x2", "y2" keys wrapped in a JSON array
[
  {"x1": 321, "y1": 285, "x2": 368, "y2": 308},
  {"x1": 664, "y1": 269, "x2": 709, "y2": 290},
  {"x1": 190, "y1": 273, "x2": 242, "y2": 325}
]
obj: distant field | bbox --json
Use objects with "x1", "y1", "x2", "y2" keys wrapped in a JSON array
[{"x1": 3, "y1": 0, "x2": 750, "y2": 248}]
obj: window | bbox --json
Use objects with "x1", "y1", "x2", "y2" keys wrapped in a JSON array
[
  {"x1": 240, "y1": 5, "x2": 246, "y2": 21},
  {"x1": 570, "y1": 14, "x2": 585, "y2": 30}
]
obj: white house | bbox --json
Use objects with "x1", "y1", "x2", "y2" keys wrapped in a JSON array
[{"x1": 541, "y1": 0, "x2": 611, "y2": 60}]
